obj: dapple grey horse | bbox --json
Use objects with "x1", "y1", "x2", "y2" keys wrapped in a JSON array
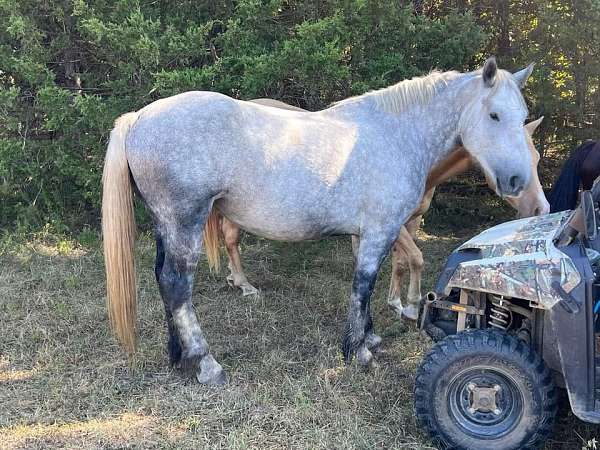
[
  {"x1": 202, "y1": 114, "x2": 548, "y2": 318},
  {"x1": 103, "y1": 57, "x2": 534, "y2": 384}
]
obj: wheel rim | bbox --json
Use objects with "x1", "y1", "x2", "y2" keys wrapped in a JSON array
[{"x1": 446, "y1": 365, "x2": 524, "y2": 438}]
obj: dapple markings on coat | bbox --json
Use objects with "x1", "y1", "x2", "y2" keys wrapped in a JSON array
[
  {"x1": 102, "y1": 57, "x2": 534, "y2": 384},
  {"x1": 205, "y1": 114, "x2": 548, "y2": 321}
]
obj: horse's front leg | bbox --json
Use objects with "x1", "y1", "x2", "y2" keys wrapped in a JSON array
[
  {"x1": 388, "y1": 229, "x2": 410, "y2": 318},
  {"x1": 400, "y1": 232, "x2": 423, "y2": 321},
  {"x1": 388, "y1": 223, "x2": 423, "y2": 320},
  {"x1": 350, "y1": 234, "x2": 382, "y2": 351},
  {"x1": 342, "y1": 232, "x2": 396, "y2": 365}
]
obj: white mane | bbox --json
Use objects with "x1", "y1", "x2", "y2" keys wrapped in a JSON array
[{"x1": 335, "y1": 70, "x2": 462, "y2": 114}]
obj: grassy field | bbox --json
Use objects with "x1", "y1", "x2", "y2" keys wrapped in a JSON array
[{"x1": 1, "y1": 186, "x2": 599, "y2": 449}]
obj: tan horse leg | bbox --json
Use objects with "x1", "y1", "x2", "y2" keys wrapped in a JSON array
[
  {"x1": 399, "y1": 218, "x2": 424, "y2": 320},
  {"x1": 388, "y1": 223, "x2": 424, "y2": 320},
  {"x1": 388, "y1": 230, "x2": 411, "y2": 318},
  {"x1": 222, "y1": 217, "x2": 259, "y2": 296},
  {"x1": 387, "y1": 187, "x2": 435, "y2": 320}
]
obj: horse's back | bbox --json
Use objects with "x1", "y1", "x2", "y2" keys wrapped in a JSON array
[
  {"x1": 133, "y1": 91, "x2": 238, "y2": 135},
  {"x1": 120, "y1": 90, "x2": 408, "y2": 240},
  {"x1": 126, "y1": 90, "x2": 353, "y2": 176},
  {"x1": 140, "y1": 90, "x2": 236, "y2": 113},
  {"x1": 127, "y1": 92, "x2": 310, "y2": 159}
]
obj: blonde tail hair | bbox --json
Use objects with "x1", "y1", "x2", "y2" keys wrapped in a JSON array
[
  {"x1": 203, "y1": 210, "x2": 222, "y2": 273},
  {"x1": 102, "y1": 112, "x2": 139, "y2": 355}
]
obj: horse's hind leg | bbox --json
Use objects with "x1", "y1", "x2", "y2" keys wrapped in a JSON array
[
  {"x1": 157, "y1": 213, "x2": 226, "y2": 385},
  {"x1": 222, "y1": 217, "x2": 258, "y2": 296},
  {"x1": 155, "y1": 233, "x2": 182, "y2": 365}
]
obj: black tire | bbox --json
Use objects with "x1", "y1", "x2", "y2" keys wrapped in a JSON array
[{"x1": 414, "y1": 329, "x2": 557, "y2": 450}]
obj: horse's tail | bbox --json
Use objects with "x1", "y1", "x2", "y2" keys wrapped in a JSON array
[
  {"x1": 203, "y1": 210, "x2": 222, "y2": 273},
  {"x1": 548, "y1": 141, "x2": 596, "y2": 212},
  {"x1": 102, "y1": 112, "x2": 139, "y2": 355}
]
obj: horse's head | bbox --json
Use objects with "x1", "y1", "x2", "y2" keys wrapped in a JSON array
[
  {"x1": 485, "y1": 117, "x2": 550, "y2": 217},
  {"x1": 459, "y1": 57, "x2": 534, "y2": 198}
]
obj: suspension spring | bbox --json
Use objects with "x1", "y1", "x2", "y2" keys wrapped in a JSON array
[{"x1": 489, "y1": 296, "x2": 513, "y2": 330}]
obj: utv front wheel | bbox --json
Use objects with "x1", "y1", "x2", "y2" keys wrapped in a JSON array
[{"x1": 414, "y1": 330, "x2": 557, "y2": 450}]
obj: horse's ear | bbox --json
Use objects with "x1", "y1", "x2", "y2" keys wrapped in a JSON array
[
  {"x1": 525, "y1": 116, "x2": 544, "y2": 135},
  {"x1": 513, "y1": 63, "x2": 535, "y2": 88},
  {"x1": 482, "y1": 56, "x2": 498, "y2": 87}
]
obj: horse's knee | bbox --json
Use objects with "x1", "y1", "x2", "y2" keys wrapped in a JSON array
[
  {"x1": 411, "y1": 249, "x2": 424, "y2": 270},
  {"x1": 352, "y1": 268, "x2": 377, "y2": 301},
  {"x1": 394, "y1": 258, "x2": 409, "y2": 276},
  {"x1": 393, "y1": 249, "x2": 409, "y2": 276}
]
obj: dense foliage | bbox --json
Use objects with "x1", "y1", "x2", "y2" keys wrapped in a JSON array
[{"x1": 0, "y1": 0, "x2": 598, "y2": 230}]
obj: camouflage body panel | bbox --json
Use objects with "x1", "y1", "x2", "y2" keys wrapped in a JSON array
[{"x1": 446, "y1": 211, "x2": 581, "y2": 308}]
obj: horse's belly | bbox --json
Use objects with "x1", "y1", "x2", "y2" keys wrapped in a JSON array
[{"x1": 214, "y1": 198, "x2": 356, "y2": 241}]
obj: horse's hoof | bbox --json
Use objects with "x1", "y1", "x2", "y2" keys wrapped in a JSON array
[
  {"x1": 402, "y1": 304, "x2": 419, "y2": 321},
  {"x1": 240, "y1": 283, "x2": 259, "y2": 297},
  {"x1": 387, "y1": 298, "x2": 404, "y2": 320},
  {"x1": 196, "y1": 355, "x2": 228, "y2": 385},
  {"x1": 356, "y1": 345, "x2": 373, "y2": 366},
  {"x1": 197, "y1": 369, "x2": 228, "y2": 385},
  {"x1": 226, "y1": 274, "x2": 235, "y2": 287},
  {"x1": 365, "y1": 333, "x2": 382, "y2": 351}
]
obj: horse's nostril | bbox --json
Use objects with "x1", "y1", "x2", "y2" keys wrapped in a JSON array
[
  {"x1": 509, "y1": 175, "x2": 520, "y2": 189},
  {"x1": 534, "y1": 207, "x2": 541, "y2": 216},
  {"x1": 498, "y1": 175, "x2": 524, "y2": 196}
]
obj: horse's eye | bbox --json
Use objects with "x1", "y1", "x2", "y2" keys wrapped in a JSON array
[{"x1": 489, "y1": 112, "x2": 500, "y2": 121}]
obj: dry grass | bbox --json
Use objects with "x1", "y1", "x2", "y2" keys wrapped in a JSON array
[{"x1": 0, "y1": 190, "x2": 598, "y2": 449}]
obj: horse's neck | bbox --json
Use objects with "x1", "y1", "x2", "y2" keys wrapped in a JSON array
[
  {"x1": 330, "y1": 72, "x2": 470, "y2": 172},
  {"x1": 425, "y1": 148, "x2": 472, "y2": 191},
  {"x1": 397, "y1": 100, "x2": 464, "y2": 172},
  {"x1": 415, "y1": 74, "x2": 473, "y2": 169}
]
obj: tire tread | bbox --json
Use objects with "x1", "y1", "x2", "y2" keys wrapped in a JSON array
[{"x1": 414, "y1": 329, "x2": 557, "y2": 450}]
